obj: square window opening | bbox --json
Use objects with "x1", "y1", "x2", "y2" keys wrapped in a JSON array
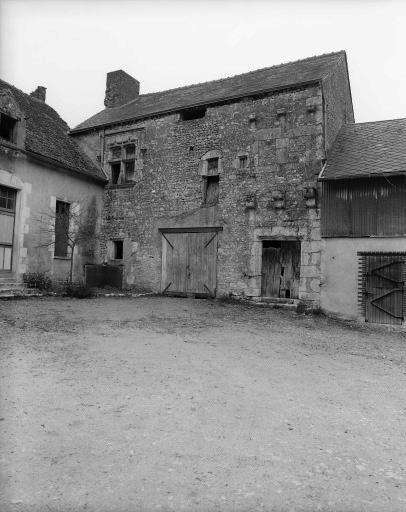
[
  {"x1": 180, "y1": 107, "x2": 206, "y2": 121},
  {"x1": 113, "y1": 240, "x2": 123, "y2": 260},
  {"x1": 0, "y1": 113, "x2": 17, "y2": 142}
]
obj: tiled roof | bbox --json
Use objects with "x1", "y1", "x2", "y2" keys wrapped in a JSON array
[
  {"x1": 72, "y1": 51, "x2": 346, "y2": 133},
  {"x1": 320, "y1": 118, "x2": 406, "y2": 180},
  {"x1": 0, "y1": 79, "x2": 106, "y2": 181}
]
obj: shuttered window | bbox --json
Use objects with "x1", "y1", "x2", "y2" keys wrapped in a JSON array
[{"x1": 321, "y1": 177, "x2": 406, "y2": 237}]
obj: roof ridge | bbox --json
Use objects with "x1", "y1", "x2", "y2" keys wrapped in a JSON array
[{"x1": 122, "y1": 50, "x2": 345, "y2": 107}]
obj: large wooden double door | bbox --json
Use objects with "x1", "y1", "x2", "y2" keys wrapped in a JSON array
[{"x1": 161, "y1": 229, "x2": 219, "y2": 297}]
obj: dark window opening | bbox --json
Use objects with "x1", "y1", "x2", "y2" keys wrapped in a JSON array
[
  {"x1": 203, "y1": 175, "x2": 219, "y2": 205},
  {"x1": 0, "y1": 185, "x2": 16, "y2": 211},
  {"x1": 0, "y1": 113, "x2": 17, "y2": 142},
  {"x1": 55, "y1": 200, "x2": 70, "y2": 257},
  {"x1": 111, "y1": 162, "x2": 121, "y2": 184},
  {"x1": 249, "y1": 117, "x2": 256, "y2": 130},
  {"x1": 207, "y1": 157, "x2": 219, "y2": 173},
  {"x1": 180, "y1": 107, "x2": 207, "y2": 121},
  {"x1": 239, "y1": 155, "x2": 248, "y2": 169},
  {"x1": 262, "y1": 240, "x2": 282, "y2": 249},
  {"x1": 124, "y1": 160, "x2": 135, "y2": 182},
  {"x1": 113, "y1": 240, "x2": 123, "y2": 260}
]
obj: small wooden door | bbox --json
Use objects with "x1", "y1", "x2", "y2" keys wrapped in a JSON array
[
  {"x1": 261, "y1": 240, "x2": 301, "y2": 298},
  {"x1": 161, "y1": 230, "x2": 218, "y2": 297},
  {"x1": 364, "y1": 255, "x2": 405, "y2": 325}
]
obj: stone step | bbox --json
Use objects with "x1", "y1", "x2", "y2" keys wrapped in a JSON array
[
  {"x1": 0, "y1": 282, "x2": 27, "y2": 290},
  {"x1": 0, "y1": 288, "x2": 42, "y2": 299},
  {"x1": 244, "y1": 297, "x2": 302, "y2": 311},
  {"x1": 259, "y1": 297, "x2": 297, "y2": 304}
]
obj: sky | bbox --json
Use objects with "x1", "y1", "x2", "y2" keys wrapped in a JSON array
[{"x1": 1, "y1": 0, "x2": 405, "y2": 128}]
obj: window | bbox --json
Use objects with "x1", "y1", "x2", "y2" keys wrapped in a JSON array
[
  {"x1": 203, "y1": 175, "x2": 219, "y2": 205},
  {"x1": 124, "y1": 161, "x2": 135, "y2": 182},
  {"x1": 180, "y1": 107, "x2": 206, "y2": 121},
  {"x1": 0, "y1": 186, "x2": 16, "y2": 212},
  {"x1": 54, "y1": 200, "x2": 70, "y2": 257},
  {"x1": 113, "y1": 240, "x2": 123, "y2": 260},
  {"x1": 207, "y1": 157, "x2": 219, "y2": 174},
  {"x1": 125, "y1": 144, "x2": 136, "y2": 159},
  {"x1": 0, "y1": 113, "x2": 17, "y2": 142},
  {"x1": 110, "y1": 162, "x2": 121, "y2": 184},
  {"x1": 110, "y1": 146, "x2": 121, "y2": 160},
  {"x1": 238, "y1": 155, "x2": 248, "y2": 169},
  {"x1": 108, "y1": 143, "x2": 136, "y2": 185}
]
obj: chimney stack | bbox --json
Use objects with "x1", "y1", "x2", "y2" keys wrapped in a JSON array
[
  {"x1": 104, "y1": 70, "x2": 140, "y2": 108},
  {"x1": 30, "y1": 86, "x2": 46, "y2": 102}
]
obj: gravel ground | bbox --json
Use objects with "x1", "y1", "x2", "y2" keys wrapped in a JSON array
[{"x1": 0, "y1": 296, "x2": 405, "y2": 512}]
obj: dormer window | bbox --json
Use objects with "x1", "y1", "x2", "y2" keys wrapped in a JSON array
[{"x1": 0, "y1": 113, "x2": 17, "y2": 143}]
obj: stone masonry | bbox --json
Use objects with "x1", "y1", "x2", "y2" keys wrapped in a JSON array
[{"x1": 72, "y1": 53, "x2": 354, "y2": 307}]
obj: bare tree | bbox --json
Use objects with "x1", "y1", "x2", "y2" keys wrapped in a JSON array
[{"x1": 36, "y1": 195, "x2": 99, "y2": 283}]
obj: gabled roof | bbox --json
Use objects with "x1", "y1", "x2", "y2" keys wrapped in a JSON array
[
  {"x1": 0, "y1": 79, "x2": 106, "y2": 181},
  {"x1": 320, "y1": 118, "x2": 406, "y2": 181},
  {"x1": 71, "y1": 51, "x2": 347, "y2": 133}
]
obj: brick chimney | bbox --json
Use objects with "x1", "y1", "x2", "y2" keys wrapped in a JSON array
[
  {"x1": 104, "y1": 70, "x2": 140, "y2": 108},
  {"x1": 30, "y1": 86, "x2": 46, "y2": 102}
]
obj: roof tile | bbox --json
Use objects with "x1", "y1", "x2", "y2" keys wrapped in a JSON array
[
  {"x1": 321, "y1": 119, "x2": 406, "y2": 180},
  {"x1": 0, "y1": 78, "x2": 105, "y2": 181},
  {"x1": 72, "y1": 51, "x2": 345, "y2": 133}
]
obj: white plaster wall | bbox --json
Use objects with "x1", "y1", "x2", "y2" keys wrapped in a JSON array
[{"x1": 321, "y1": 237, "x2": 406, "y2": 320}]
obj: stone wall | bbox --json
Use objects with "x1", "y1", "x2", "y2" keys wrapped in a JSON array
[
  {"x1": 73, "y1": 63, "x2": 353, "y2": 305},
  {"x1": 323, "y1": 56, "x2": 355, "y2": 152}
]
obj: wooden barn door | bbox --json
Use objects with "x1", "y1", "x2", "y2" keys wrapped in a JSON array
[
  {"x1": 363, "y1": 254, "x2": 405, "y2": 325},
  {"x1": 261, "y1": 240, "x2": 301, "y2": 299},
  {"x1": 161, "y1": 230, "x2": 218, "y2": 297}
]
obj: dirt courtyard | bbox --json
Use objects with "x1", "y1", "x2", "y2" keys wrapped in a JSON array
[{"x1": 0, "y1": 296, "x2": 406, "y2": 512}]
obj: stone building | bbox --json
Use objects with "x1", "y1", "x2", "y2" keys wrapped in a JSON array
[
  {"x1": 320, "y1": 119, "x2": 406, "y2": 325},
  {"x1": 71, "y1": 51, "x2": 354, "y2": 306},
  {"x1": 0, "y1": 79, "x2": 106, "y2": 290}
]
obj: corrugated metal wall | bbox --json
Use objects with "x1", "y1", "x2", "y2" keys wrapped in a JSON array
[{"x1": 321, "y1": 176, "x2": 406, "y2": 237}]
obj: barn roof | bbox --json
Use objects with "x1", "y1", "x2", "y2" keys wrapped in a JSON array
[
  {"x1": 71, "y1": 51, "x2": 346, "y2": 133},
  {"x1": 0, "y1": 78, "x2": 105, "y2": 181},
  {"x1": 320, "y1": 118, "x2": 406, "y2": 181}
]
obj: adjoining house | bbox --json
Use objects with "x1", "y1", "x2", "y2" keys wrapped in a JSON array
[
  {"x1": 71, "y1": 51, "x2": 354, "y2": 307},
  {"x1": 319, "y1": 119, "x2": 406, "y2": 325},
  {"x1": 0, "y1": 79, "x2": 106, "y2": 291}
]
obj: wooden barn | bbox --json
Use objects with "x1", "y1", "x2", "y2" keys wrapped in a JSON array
[{"x1": 319, "y1": 119, "x2": 406, "y2": 325}]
